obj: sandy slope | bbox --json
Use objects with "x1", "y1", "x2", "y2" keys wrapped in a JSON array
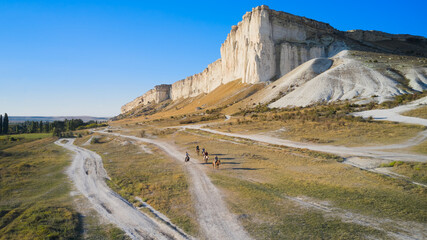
[
  {"x1": 258, "y1": 58, "x2": 333, "y2": 104},
  {"x1": 55, "y1": 139, "x2": 189, "y2": 240},
  {"x1": 270, "y1": 57, "x2": 405, "y2": 108},
  {"x1": 405, "y1": 67, "x2": 427, "y2": 91},
  {"x1": 98, "y1": 131, "x2": 252, "y2": 240}
]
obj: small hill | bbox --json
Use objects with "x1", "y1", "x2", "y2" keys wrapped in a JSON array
[{"x1": 269, "y1": 51, "x2": 408, "y2": 108}]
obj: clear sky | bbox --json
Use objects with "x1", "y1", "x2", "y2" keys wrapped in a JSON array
[{"x1": 1, "y1": 0, "x2": 426, "y2": 117}]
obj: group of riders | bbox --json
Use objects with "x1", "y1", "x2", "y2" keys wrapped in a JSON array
[{"x1": 185, "y1": 145, "x2": 221, "y2": 169}]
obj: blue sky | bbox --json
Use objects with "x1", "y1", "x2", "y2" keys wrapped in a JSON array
[{"x1": 0, "y1": 0, "x2": 426, "y2": 117}]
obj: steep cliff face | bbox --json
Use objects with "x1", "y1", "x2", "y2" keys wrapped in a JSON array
[
  {"x1": 121, "y1": 5, "x2": 426, "y2": 114},
  {"x1": 170, "y1": 59, "x2": 223, "y2": 100},
  {"x1": 122, "y1": 5, "x2": 346, "y2": 113}
]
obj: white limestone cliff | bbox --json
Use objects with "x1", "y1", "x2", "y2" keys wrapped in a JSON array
[
  {"x1": 121, "y1": 84, "x2": 171, "y2": 113},
  {"x1": 121, "y1": 5, "x2": 426, "y2": 114},
  {"x1": 122, "y1": 6, "x2": 348, "y2": 113}
]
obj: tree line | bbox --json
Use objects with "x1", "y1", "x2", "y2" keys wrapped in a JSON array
[{"x1": 0, "y1": 113, "x2": 107, "y2": 136}]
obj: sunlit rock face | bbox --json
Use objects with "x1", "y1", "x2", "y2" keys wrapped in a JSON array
[
  {"x1": 121, "y1": 84, "x2": 171, "y2": 113},
  {"x1": 121, "y1": 5, "x2": 426, "y2": 114}
]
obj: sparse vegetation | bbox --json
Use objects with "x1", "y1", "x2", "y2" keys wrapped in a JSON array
[
  {"x1": 390, "y1": 162, "x2": 427, "y2": 184},
  {"x1": 179, "y1": 113, "x2": 224, "y2": 124},
  {"x1": 402, "y1": 105, "x2": 427, "y2": 119},
  {"x1": 0, "y1": 138, "x2": 80, "y2": 239},
  {"x1": 80, "y1": 136, "x2": 199, "y2": 236},
  {"x1": 167, "y1": 130, "x2": 426, "y2": 238},
  {"x1": 210, "y1": 113, "x2": 425, "y2": 147}
]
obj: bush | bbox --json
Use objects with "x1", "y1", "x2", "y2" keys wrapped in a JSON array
[
  {"x1": 139, "y1": 130, "x2": 146, "y2": 137},
  {"x1": 91, "y1": 137, "x2": 101, "y2": 144}
]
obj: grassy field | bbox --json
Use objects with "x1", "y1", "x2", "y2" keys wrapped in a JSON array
[
  {"x1": 79, "y1": 134, "x2": 200, "y2": 236},
  {"x1": 0, "y1": 137, "x2": 80, "y2": 239},
  {"x1": 0, "y1": 135, "x2": 129, "y2": 239},
  {"x1": 0, "y1": 133, "x2": 53, "y2": 151},
  {"x1": 209, "y1": 117, "x2": 425, "y2": 147},
  {"x1": 402, "y1": 105, "x2": 427, "y2": 119},
  {"x1": 0, "y1": 133, "x2": 52, "y2": 140},
  {"x1": 159, "y1": 129, "x2": 427, "y2": 239},
  {"x1": 410, "y1": 140, "x2": 427, "y2": 155},
  {"x1": 387, "y1": 162, "x2": 427, "y2": 185}
]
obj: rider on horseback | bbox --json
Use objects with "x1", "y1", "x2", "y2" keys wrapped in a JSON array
[
  {"x1": 213, "y1": 155, "x2": 220, "y2": 169},
  {"x1": 185, "y1": 152, "x2": 190, "y2": 162}
]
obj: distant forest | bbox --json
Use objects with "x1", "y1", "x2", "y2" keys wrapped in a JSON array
[{"x1": 0, "y1": 113, "x2": 107, "y2": 136}]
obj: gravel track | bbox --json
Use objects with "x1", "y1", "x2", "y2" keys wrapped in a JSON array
[
  {"x1": 98, "y1": 132, "x2": 252, "y2": 240},
  {"x1": 55, "y1": 139, "x2": 190, "y2": 240}
]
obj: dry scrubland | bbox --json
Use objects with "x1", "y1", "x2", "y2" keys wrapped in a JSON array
[
  {"x1": 0, "y1": 137, "x2": 79, "y2": 239},
  {"x1": 402, "y1": 105, "x2": 427, "y2": 119},
  {"x1": 0, "y1": 135, "x2": 129, "y2": 239},
  {"x1": 77, "y1": 134, "x2": 199, "y2": 236},
  {"x1": 209, "y1": 117, "x2": 425, "y2": 147},
  {"x1": 148, "y1": 129, "x2": 427, "y2": 239}
]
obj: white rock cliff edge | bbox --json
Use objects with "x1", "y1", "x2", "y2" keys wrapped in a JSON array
[{"x1": 121, "y1": 5, "x2": 426, "y2": 114}]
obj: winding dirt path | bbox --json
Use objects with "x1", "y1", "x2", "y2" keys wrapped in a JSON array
[
  {"x1": 55, "y1": 139, "x2": 189, "y2": 240},
  {"x1": 184, "y1": 126, "x2": 427, "y2": 163},
  {"x1": 352, "y1": 96, "x2": 427, "y2": 126},
  {"x1": 179, "y1": 97, "x2": 427, "y2": 187},
  {"x1": 98, "y1": 131, "x2": 252, "y2": 240}
]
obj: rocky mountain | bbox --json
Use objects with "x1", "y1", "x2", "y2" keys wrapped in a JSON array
[{"x1": 121, "y1": 5, "x2": 427, "y2": 116}]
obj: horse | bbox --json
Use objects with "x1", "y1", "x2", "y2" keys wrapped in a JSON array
[
  {"x1": 196, "y1": 149, "x2": 200, "y2": 156},
  {"x1": 203, "y1": 154, "x2": 209, "y2": 163},
  {"x1": 185, "y1": 156, "x2": 190, "y2": 162},
  {"x1": 213, "y1": 158, "x2": 220, "y2": 169}
]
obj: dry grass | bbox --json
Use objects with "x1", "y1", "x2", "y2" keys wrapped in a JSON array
[
  {"x1": 79, "y1": 135, "x2": 199, "y2": 236},
  {"x1": 164, "y1": 129, "x2": 426, "y2": 238},
  {"x1": 390, "y1": 162, "x2": 427, "y2": 184},
  {"x1": 410, "y1": 140, "x2": 427, "y2": 155},
  {"x1": 402, "y1": 105, "x2": 427, "y2": 119},
  {"x1": 209, "y1": 117, "x2": 425, "y2": 147},
  {"x1": 0, "y1": 138, "x2": 80, "y2": 239},
  {"x1": 115, "y1": 80, "x2": 264, "y2": 125}
]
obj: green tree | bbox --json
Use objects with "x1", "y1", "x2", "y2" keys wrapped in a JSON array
[
  {"x1": 3, "y1": 113, "x2": 9, "y2": 134},
  {"x1": 0, "y1": 114, "x2": 2, "y2": 134},
  {"x1": 39, "y1": 121, "x2": 43, "y2": 133}
]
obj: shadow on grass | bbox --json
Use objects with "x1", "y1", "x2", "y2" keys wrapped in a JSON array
[{"x1": 231, "y1": 168, "x2": 262, "y2": 170}]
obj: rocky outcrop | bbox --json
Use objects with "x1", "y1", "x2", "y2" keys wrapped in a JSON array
[
  {"x1": 121, "y1": 84, "x2": 171, "y2": 114},
  {"x1": 121, "y1": 5, "x2": 426, "y2": 114}
]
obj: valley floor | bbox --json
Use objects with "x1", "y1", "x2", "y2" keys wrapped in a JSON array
[{"x1": 11, "y1": 97, "x2": 425, "y2": 239}]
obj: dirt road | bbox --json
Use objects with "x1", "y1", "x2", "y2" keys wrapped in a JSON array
[
  {"x1": 179, "y1": 98, "x2": 427, "y2": 187},
  {"x1": 352, "y1": 96, "x2": 427, "y2": 126},
  {"x1": 55, "y1": 139, "x2": 189, "y2": 240},
  {"x1": 99, "y1": 131, "x2": 252, "y2": 240},
  {"x1": 184, "y1": 126, "x2": 427, "y2": 163}
]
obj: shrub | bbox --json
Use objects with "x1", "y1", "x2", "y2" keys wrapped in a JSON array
[
  {"x1": 91, "y1": 137, "x2": 101, "y2": 144},
  {"x1": 139, "y1": 130, "x2": 146, "y2": 137}
]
